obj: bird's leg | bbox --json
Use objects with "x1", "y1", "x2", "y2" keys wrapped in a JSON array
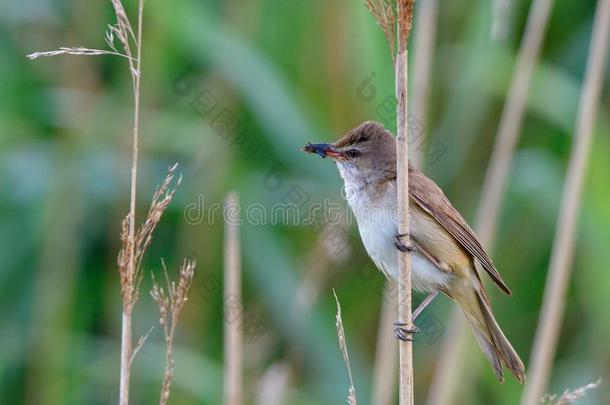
[
  {"x1": 393, "y1": 233, "x2": 416, "y2": 340},
  {"x1": 393, "y1": 233, "x2": 415, "y2": 252},
  {"x1": 412, "y1": 291, "x2": 439, "y2": 321},
  {"x1": 393, "y1": 235, "x2": 444, "y2": 341},
  {"x1": 393, "y1": 291, "x2": 439, "y2": 341}
]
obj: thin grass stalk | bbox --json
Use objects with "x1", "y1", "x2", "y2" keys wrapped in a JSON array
[
  {"x1": 120, "y1": 1, "x2": 144, "y2": 402},
  {"x1": 119, "y1": 304, "x2": 133, "y2": 405},
  {"x1": 224, "y1": 192, "x2": 242, "y2": 405},
  {"x1": 542, "y1": 379, "x2": 602, "y2": 405},
  {"x1": 370, "y1": 283, "x2": 398, "y2": 405},
  {"x1": 521, "y1": 1, "x2": 610, "y2": 403},
  {"x1": 426, "y1": 0, "x2": 556, "y2": 402},
  {"x1": 333, "y1": 290, "x2": 358, "y2": 405}
]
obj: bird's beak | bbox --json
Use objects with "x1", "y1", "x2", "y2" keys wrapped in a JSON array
[{"x1": 301, "y1": 142, "x2": 343, "y2": 159}]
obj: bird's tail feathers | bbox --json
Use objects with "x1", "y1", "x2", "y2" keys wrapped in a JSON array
[{"x1": 458, "y1": 288, "x2": 526, "y2": 383}]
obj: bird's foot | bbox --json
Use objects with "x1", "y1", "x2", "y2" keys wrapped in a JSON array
[
  {"x1": 394, "y1": 234, "x2": 415, "y2": 253},
  {"x1": 393, "y1": 321, "x2": 420, "y2": 341}
]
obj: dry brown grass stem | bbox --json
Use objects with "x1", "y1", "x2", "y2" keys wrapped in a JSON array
[
  {"x1": 151, "y1": 259, "x2": 197, "y2": 405},
  {"x1": 541, "y1": 379, "x2": 602, "y2": 405},
  {"x1": 333, "y1": 290, "x2": 358, "y2": 405},
  {"x1": 426, "y1": 0, "x2": 557, "y2": 402},
  {"x1": 224, "y1": 192, "x2": 242, "y2": 405},
  {"x1": 130, "y1": 326, "x2": 155, "y2": 366},
  {"x1": 521, "y1": 0, "x2": 610, "y2": 403}
]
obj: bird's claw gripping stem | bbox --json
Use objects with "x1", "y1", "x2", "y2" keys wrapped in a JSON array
[
  {"x1": 392, "y1": 291, "x2": 439, "y2": 341},
  {"x1": 394, "y1": 322, "x2": 420, "y2": 341},
  {"x1": 394, "y1": 233, "x2": 415, "y2": 252},
  {"x1": 394, "y1": 235, "x2": 452, "y2": 273}
]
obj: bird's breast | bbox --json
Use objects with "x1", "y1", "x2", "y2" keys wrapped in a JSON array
[
  {"x1": 354, "y1": 197, "x2": 398, "y2": 280},
  {"x1": 345, "y1": 182, "x2": 454, "y2": 291}
]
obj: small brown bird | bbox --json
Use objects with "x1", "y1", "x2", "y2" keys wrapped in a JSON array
[{"x1": 302, "y1": 121, "x2": 525, "y2": 383}]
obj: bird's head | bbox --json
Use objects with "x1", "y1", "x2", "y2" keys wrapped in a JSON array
[{"x1": 302, "y1": 121, "x2": 397, "y2": 185}]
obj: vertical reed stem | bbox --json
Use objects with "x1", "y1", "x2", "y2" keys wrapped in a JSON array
[
  {"x1": 521, "y1": 1, "x2": 610, "y2": 403},
  {"x1": 224, "y1": 192, "x2": 242, "y2": 405},
  {"x1": 373, "y1": 0, "x2": 435, "y2": 398},
  {"x1": 396, "y1": 47, "x2": 413, "y2": 405},
  {"x1": 396, "y1": 1, "x2": 415, "y2": 403},
  {"x1": 371, "y1": 2, "x2": 437, "y2": 401}
]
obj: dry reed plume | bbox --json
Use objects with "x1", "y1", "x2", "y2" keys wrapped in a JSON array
[
  {"x1": 364, "y1": 0, "x2": 397, "y2": 61},
  {"x1": 28, "y1": 1, "x2": 197, "y2": 404},
  {"x1": 364, "y1": 0, "x2": 415, "y2": 58}
]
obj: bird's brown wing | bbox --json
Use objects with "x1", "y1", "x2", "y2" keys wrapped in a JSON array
[{"x1": 408, "y1": 169, "x2": 512, "y2": 295}]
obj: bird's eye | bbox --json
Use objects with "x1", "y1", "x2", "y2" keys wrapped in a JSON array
[{"x1": 347, "y1": 149, "x2": 361, "y2": 158}]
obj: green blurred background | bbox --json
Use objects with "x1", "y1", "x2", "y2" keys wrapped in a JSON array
[{"x1": 1, "y1": 0, "x2": 609, "y2": 404}]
